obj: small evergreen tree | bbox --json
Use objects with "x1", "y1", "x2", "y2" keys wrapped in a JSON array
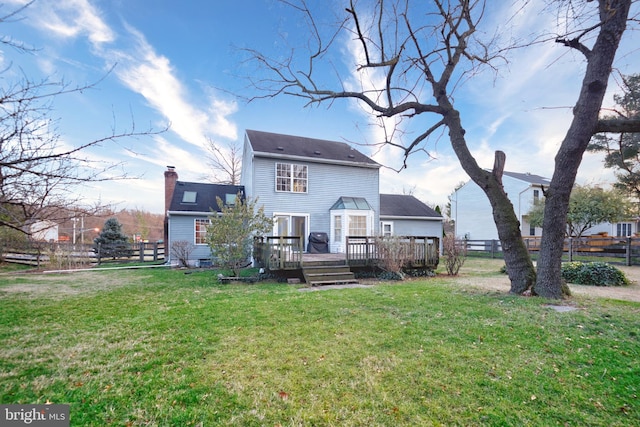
[
  {"x1": 206, "y1": 194, "x2": 273, "y2": 276},
  {"x1": 93, "y1": 218, "x2": 131, "y2": 259}
]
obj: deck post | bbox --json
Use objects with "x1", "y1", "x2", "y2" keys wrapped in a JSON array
[
  {"x1": 279, "y1": 236, "x2": 285, "y2": 270},
  {"x1": 424, "y1": 238, "x2": 428, "y2": 266},
  {"x1": 365, "y1": 237, "x2": 370, "y2": 264},
  {"x1": 298, "y1": 236, "x2": 304, "y2": 268}
]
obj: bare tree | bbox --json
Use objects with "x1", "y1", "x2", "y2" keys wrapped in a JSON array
[
  {"x1": 243, "y1": 0, "x2": 638, "y2": 298},
  {"x1": 0, "y1": 4, "x2": 163, "y2": 237},
  {"x1": 535, "y1": 0, "x2": 634, "y2": 298},
  {"x1": 203, "y1": 138, "x2": 242, "y2": 184}
]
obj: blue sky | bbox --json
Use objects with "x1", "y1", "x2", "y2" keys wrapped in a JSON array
[{"x1": 2, "y1": 0, "x2": 639, "y2": 214}]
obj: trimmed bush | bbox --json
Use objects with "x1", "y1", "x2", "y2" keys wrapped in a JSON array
[{"x1": 561, "y1": 261, "x2": 630, "y2": 287}]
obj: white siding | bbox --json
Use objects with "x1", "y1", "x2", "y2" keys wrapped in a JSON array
[{"x1": 451, "y1": 175, "x2": 542, "y2": 240}]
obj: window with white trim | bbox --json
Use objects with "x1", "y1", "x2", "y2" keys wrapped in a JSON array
[
  {"x1": 276, "y1": 163, "x2": 307, "y2": 193},
  {"x1": 348, "y1": 215, "x2": 367, "y2": 236},
  {"x1": 334, "y1": 215, "x2": 342, "y2": 242},
  {"x1": 195, "y1": 218, "x2": 210, "y2": 245},
  {"x1": 617, "y1": 223, "x2": 632, "y2": 237}
]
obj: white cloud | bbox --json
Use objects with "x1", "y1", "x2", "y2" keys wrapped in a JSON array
[
  {"x1": 102, "y1": 25, "x2": 238, "y2": 148},
  {"x1": 130, "y1": 135, "x2": 209, "y2": 174},
  {"x1": 18, "y1": 1, "x2": 239, "y2": 150},
  {"x1": 28, "y1": 0, "x2": 115, "y2": 46}
]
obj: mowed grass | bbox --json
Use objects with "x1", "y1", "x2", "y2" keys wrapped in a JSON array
[{"x1": 0, "y1": 262, "x2": 638, "y2": 426}]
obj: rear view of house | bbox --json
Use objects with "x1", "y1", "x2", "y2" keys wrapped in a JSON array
[{"x1": 241, "y1": 130, "x2": 381, "y2": 253}]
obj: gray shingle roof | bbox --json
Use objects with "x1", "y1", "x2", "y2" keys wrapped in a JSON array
[
  {"x1": 503, "y1": 171, "x2": 550, "y2": 186},
  {"x1": 246, "y1": 129, "x2": 379, "y2": 167},
  {"x1": 168, "y1": 181, "x2": 245, "y2": 213},
  {"x1": 380, "y1": 194, "x2": 442, "y2": 218}
]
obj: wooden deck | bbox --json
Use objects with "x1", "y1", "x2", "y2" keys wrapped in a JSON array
[
  {"x1": 254, "y1": 235, "x2": 439, "y2": 271},
  {"x1": 302, "y1": 253, "x2": 347, "y2": 263}
]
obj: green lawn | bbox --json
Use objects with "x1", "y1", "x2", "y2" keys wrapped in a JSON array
[{"x1": 0, "y1": 262, "x2": 638, "y2": 426}]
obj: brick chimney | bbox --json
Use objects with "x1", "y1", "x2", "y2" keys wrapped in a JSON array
[
  {"x1": 164, "y1": 166, "x2": 178, "y2": 246},
  {"x1": 164, "y1": 166, "x2": 178, "y2": 216}
]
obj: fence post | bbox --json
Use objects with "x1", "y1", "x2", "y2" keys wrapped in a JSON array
[
  {"x1": 97, "y1": 242, "x2": 102, "y2": 265},
  {"x1": 139, "y1": 242, "x2": 144, "y2": 262},
  {"x1": 626, "y1": 237, "x2": 632, "y2": 266},
  {"x1": 568, "y1": 238, "x2": 573, "y2": 262},
  {"x1": 153, "y1": 242, "x2": 159, "y2": 261}
]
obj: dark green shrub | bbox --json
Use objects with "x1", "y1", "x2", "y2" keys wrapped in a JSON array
[{"x1": 561, "y1": 262, "x2": 630, "y2": 287}]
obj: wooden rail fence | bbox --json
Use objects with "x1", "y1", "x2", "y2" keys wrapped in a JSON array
[
  {"x1": 463, "y1": 236, "x2": 640, "y2": 266},
  {"x1": 1, "y1": 241, "x2": 165, "y2": 267}
]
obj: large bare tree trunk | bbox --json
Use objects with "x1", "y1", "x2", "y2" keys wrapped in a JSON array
[
  {"x1": 444, "y1": 107, "x2": 536, "y2": 294},
  {"x1": 534, "y1": 0, "x2": 631, "y2": 298}
]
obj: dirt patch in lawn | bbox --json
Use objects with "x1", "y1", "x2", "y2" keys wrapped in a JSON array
[
  {"x1": 0, "y1": 270, "x2": 148, "y2": 299},
  {"x1": 449, "y1": 264, "x2": 640, "y2": 303}
]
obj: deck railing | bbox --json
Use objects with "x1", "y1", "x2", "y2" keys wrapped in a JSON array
[
  {"x1": 254, "y1": 235, "x2": 440, "y2": 270},
  {"x1": 346, "y1": 236, "x2": 440, "y2": 268},
  {"x1": 254, "y1": 236, "x2": 304, "y2": 270}
]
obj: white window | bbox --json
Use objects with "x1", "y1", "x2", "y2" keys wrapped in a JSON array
[
  {"x1": 195, "y1": 219, "x2": 210, "y2": 245},
  {"x1": 334, "y1": 215, "x2": 342, "y2": 242},
  {"x1": 381, "y1": 221, "x2": 393, "y2": 237},
  {"x1": 617, "y1": 223, "x2": 633, "y2": 237},
  {"x1": 348, "y1": 215, "x2": 367, "y2": 236},
  {"x1": 275, "y1": 163, "x2": 307, "y2": 193}
]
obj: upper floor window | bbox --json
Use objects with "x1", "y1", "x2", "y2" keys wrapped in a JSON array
[
  {"x1": 276, "y1": 163, "x2": 307, "y2": 193},
  {"x1": 533, "y1": 189, "x2": 539, "y2": 202},
  {"x1": 195, "y1": 218, "x2": 210, "y2": 245}
]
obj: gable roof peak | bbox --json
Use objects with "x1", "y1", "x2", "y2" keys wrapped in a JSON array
[{"x1": 245, "y1": 129, "x2": 379, "y2": 167}]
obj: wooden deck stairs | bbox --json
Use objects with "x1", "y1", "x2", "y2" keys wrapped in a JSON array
[{"x1": 302, "y1": 260, "x2": 358, "y2": 286}]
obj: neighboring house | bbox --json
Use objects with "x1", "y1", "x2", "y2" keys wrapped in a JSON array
[
  {"x1": 572, "y1": 218, "x2": 638, "y2": 237},
  {"x1": 164, "y1": 166, "x2": 244, "y2": 266},
  {"x1": 241, "y1": 129, "x2": 382, "y2": 253},
  {"x1": 450, "y1": 171, "x2": 549, "y2": 240},
  {"x1": 450, "y1": 171, "x2": 637, "y2": 240},
  {"x1": 380, "y1": 194, "x2": 443, "y2": 238}
]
